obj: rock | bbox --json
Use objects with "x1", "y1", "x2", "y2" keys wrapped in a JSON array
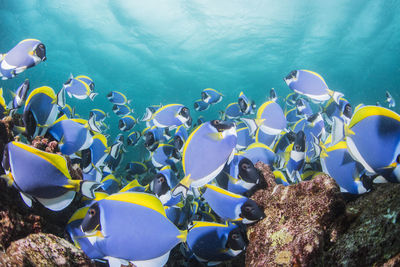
[
  {"x1": 0, "y1": 233, "x2": 94, "y2": 266},
  {"x1": 318, "y1": 182, "x2": 400, "y2": 266},
  {"x1": 0, "y1": 117, "x2": 15, "y2": 175},
  {"x1": 246, "y1": 163, "x2": 345, "y2": 267}
]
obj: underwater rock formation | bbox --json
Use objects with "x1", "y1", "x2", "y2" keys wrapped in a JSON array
[
  {"x1": 318, "y1": 182, "x2": 400, "y2": 266},
  {"x1": 246, "y1": 163, "x2": 345, "y2": 267},
  {"x1": 0, "y1": 117, "x2": 15, "y2": 175},
  {"x1": 0, "y1": 233, "x2": 94, "y2": 266}
]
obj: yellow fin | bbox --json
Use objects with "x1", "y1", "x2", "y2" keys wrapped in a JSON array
[{"x1": 177, "y1": 230, "x2": 187, "y2": 243}]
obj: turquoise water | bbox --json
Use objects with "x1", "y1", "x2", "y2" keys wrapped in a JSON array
[{"x1": 2, "y1": 0, "x2": 400, "y2": 169}]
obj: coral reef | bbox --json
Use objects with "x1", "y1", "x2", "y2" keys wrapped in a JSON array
[
  {"x1": 0, "y1": 233, "x2": 94, "y2": 266},
  {"x1": 246, "y1": 163, "x2": 345, "y2": 267},
  {"x1": 247, "y1": 162, "x2": 400, "y2": 267}
]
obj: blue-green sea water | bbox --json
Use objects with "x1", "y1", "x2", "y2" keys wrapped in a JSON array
[{"x1": 1, "y1": 0, "x2": 399, "y2": 167}]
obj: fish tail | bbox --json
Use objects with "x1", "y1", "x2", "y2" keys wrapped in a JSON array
[
  {"x1": 171, "y1": 174, "x2": 191, "y2": 198},
  {"x1": 177, "y1": 230, "x2": 187, "y2": 243},
  {"x1": 328, "y1": 89, "x2": 344, "y2": 105}
]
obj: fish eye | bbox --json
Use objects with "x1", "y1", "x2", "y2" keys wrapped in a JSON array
[
  {"x1": 158, "y1": 176, "x2": 165, "y2": 183},
  {"x1": 244, "y1": 206, "x2": 252, "y2": 212},
  {"x1": 295, "y1": 144, "x2": 301, "y2": 151},
  {"x1": 232, "y1": 233, "x2": 240, "y2": 240},
  {"x1": 211, "y1": 120, "x2": 220, "y2": 126},
  {"x1": 89, "y1": 208, "x2": 96, "y2": 216},
  {"x1": 241, "y1": 162, "x2": 250, "y2": 170}
]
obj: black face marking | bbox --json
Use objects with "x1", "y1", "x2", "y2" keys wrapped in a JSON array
[
  {"x1": 307, "y1": 113, "x2": 319, "y2": 123},
  {"x1": 23, "y1": 110, "x2": 37, "y2": 140},
  {"x1": 144, "y1": 132, "x2": 155, "y2": 148},
  {"x1": 179, "y1": 107, "x2": 190, "y2": 119},
  {"x1": 2, "y1": 144, "x2": 10, "y2": 172},
  {"x1": 35, "y1": 43, "x2": 46, "y2": 61},
  {"x1": 270, "y1": 89, "x2": 277, "y2": 99},
  {"x1": 285, "y1": 70, "x2": 297, "y2": 81},
  {"x1": 171, "y1": 148, "x2": 181, "y2": 161},
  {"x1": 226, "y1": 228, "x2": 246, "y2": 251},
  {"x1": 211, "y1": 120, "x2": 233, "y2": 132},
  {"x1": 185, "y1": 116, "x2": 192, "y2": 127},
  {"x1": 107, "y1": 92, "x2": 113, "y2": 98},
  {"x1": 343, "y1": 104, "x2": 352, "y2": 119},
  {"x1": 118, "y1": 120, "x2": 124, "y2": 130},
  {"x1": 173, "y1": 136, "x2": 184, "y2": 151},
  {"x1": 81, "y1": 202, "x2": 101, "y2": 233},
  {"x1": 240, "y1": 199, "x2": 265, "y2": 221},
  {"x1": 151, "y1": 173, "x2": 170, "y2": 196},
  {"x1": 238, "y1": 98, "x2": 247, "y2": 113},
  {"x1": 293, "y1": 131, "x2": 306, "y2": 152},
  {"x1": 80, "y1": 148, "x2": 92, "y2": 170},
  {"x1": 286, "y1": 131, "x2": 296, "y2": 143},
  {"x1": 112, "y1": 105, "x2": 119, "y2": 111},
  {"x1": 194, "y1": 102, "x2": 199, "y2": 110},
  {"x1": 238, "y1": 157, "x2": 260, "y2": 184},
  {"x1": 201, "y1": 92, "x2": 208, "y2": 101}
]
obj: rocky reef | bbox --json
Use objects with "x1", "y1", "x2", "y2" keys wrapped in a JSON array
[{"x1": 247, "y1": 163, "x2": 400, "y2": 267}]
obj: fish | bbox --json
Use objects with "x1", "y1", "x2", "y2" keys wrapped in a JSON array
[
  {"x1": 221, "y1": 102, "x2": 243, "y2": 120},
  {"x1": 202, "y1": 184, "x2": 265, "y2": 223},
  {"x1": 236, "y1": 126, "x2": 254, "y2": 150},
  {"x1": 333, "y1": 106, "x2": 400, "y2": 177},
  {"x1": 201, "y1": 88, "x2": 223, "y2": 104},
  {"x1": 149, "y1": 165, "x2": 180, "y2": 205},
  {"x1": 125, "y1": 161, "x2": 148, "y2": 175},
  {"x1": 238, "y1": 92, "x2": 256, "y2": 115},
  {"x1": 194, "y1": 99, "x2": 210, "y2": 111},
  {"x1": 23, "y1": 86, "x2": 59, "y2": 139},
  {"x1": 2, "y1": 141, "x2": 100, "y2": 211},
  {"x1": 152, "y1": 104, "x2": 191, "y2": 129},
  {"x1": 0, "y1": 39, "x2": 46, "y2": 79},
  {"x1": 99, "y1": 174, "x2": 121, "y2": 194},
  {"x1": 126, "y1": 131, "x2": 141, "y2": 146},
  {"x1": 80, "y1": 192, "x2": 187, "y2": 266},
  {"x1": 296, "y1": 98, "x2": 313, "y2": 118},
  {"x1": 0, "y1": 88, "x2": 8, "y2": 119},
  {"x1": 107, "y1": 91, "x2": 130, "y2": 105},
  {"x1": 142, "y1": 126, "x2": 167, "y2": 151},
  {"x1": 320, "y1": 141, "x2": 369, "y2": 194},
  {"x1": 112, "y1": 104, "x2": 133, "y2": 117},
  {"x1": 284, "y1": 70, "x2": 343, "y2": 104},
  {"x1": 242, "y1": 100, "x2": 286, "y2": 136},
  {"x1": 285, "y1": 92, "x2": 300, "y2": 107},
  {"x1": 172, "y1": 120, "x2": 237, "y2": 196},
  {"x1": 185, "y1": 221, "x2": 246, "y2": 265},
  {"x1": 48, "y1": 116, "x2": 93, "y2": 156},
  {"x1": 254, "y1": 128, "x2": 276, "y2": 147},
  {"x1": 118, "y1": 115, "x2": 136, "y2": 131},
  {"x1": 216, "y1": 155, "x2": 261, "y2": 195},
  {"x1": 269, "y1": 88, "x2": 277, "y2": 102},
  {"x1": 285, "y1": 130, "x2": 306, "y2": 183},
  {"x1": 273, "y1": 170, "x2": 290, "y2": 186},
  {"x1": 141, "y1": 104, "x2": 161, "y2": 122},
  {"x1": 80, "y1": 134, "x2": 109, "y2": 173},
  {"x1": 63, "y1": 74, "x2": 97, "y2": 100},
  {"x1": 273, "y1": 130, "x2": 296, "y2": 153},
  {"x1": 151, "y1": 143, "x2": 181, "y2": 168},
  {"x1": 242, "y1": 142, "x2": 276, "y2": 166},
  {"x1": 9, "y1": 79, "x2": 30, "y2": 110},
  {"x1": 386, "y1": 91, "x2": 396, "y2": 108},
  {"x1": 285, "y1": 107, "x2": 301, "y2": 125},
  {"x1": 173, "y1": 125, "x2": 188, "y2": 152},
  {"x1": 89, "y1": 109, "x2": 108, "y2": 122}
]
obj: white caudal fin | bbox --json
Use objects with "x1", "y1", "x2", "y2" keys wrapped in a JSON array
[
  {"x1": 131, "y1": 251, "x2": 170, "y2": 267},
  {"x1": 331, "y1": 117, "x2": 344, "y2": 146},
  {"x1": 240, "y1": 118, "x2": 257, "y2": 136},
  {"x1": 36, "y1": 191, "x2": 76, "y2": 211},
  {"x1": 81, "y1": 181, "x2": 101, "y2": 199},
  {"x1": 20, "y1": 192, "x2": 33, "y2": 208}
]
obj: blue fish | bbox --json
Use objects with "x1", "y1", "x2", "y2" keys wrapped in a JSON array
[
  {"x1": 141, "y1": 104, "x2": 161, "y2": 122},
  {"x1": 150, "y1": 165, "x2": 180, "y2": 205},
  {"x1": 2, "y1": 141, "x2": 99, "y2": 211},
  {"x1": 269, "y1": 88, "x2": 278, "y2": 102},
  {"x1": 89, "y1": 109, "x2": 108, "y2": 122},
  {"x1": 119, "y1": 115, "x2": 136, "y2": 131},
  {"x1": 142, "y1": 126, "x2": 167, "y2": 151},
  {"x1": 201, "y1": 88, "x2": 223, "y2": 104},
  {"x1": 173, "y1": 125, "x2": 188, "y2": 152},
  {"x1": 99, "y1": 174, "x2": 121, "y2": 194},
  {"x1": 112, "y1": 104, "x2": 132, "y2": 117},
  {"x1": 152, "y1": 104, "x2": 191, "y2": 129},
  {"x1": 127, "y1": 131, "x2": 141, "y2": 146},
  {"x1": 107, "y1": 91, "x2": 130, "y2": 105},
  {"x1": 80, "y1": 192, "x2": 187, "y2": 266},
  {"x1": 63, "y1": 74, "x2": 97, "y2": 100},
  {"x1": 296, "y1": 98, "x2": 313, "y2": 118},
  {"x1": 236, "y1": 126, "x2": 254, "y2": 150},
  {"x1": 151, "y1": 143, "x2": 180, "y2": 168},
  {"x1": 194, "y1": 99, "x2": 210, "y2": 111},
  {"x1": 221, "y1": 102, "x2": 243, "y2": 120},
  {"x1": 238, "y1": 92, "x2": 256, "y2": 115},
  {"x1": 242, "y1": 142, "x2": 275, "y2": 166},
  {"x1": 126, "y1": 161, "x2": 148, "y2": 175},
  {"x1": 186, "y1": 221, "x2": 246, "y2": 265},
  {"x1": 0, "y1": 39, "x2": 46, "y2": 79},
  {"x1": 172, "y1": 120, "x2": 237, "y2": 196},
  {"x1": 23, "y1": 86, "x2": 59, "y2": 139},
  {"x1": 386, "y1": 91, "x2": 396, "y2": 108},
  {"x1": 320, "y1": 141, "x2": 369, "y2": 194},
  {"x1": 285, "y1": 130, "x2": 306, "y2": 183},
  {"x1": 10, "y1": 79, "x2": 30, "y2": 110},
  {"x1": 58, "y1": 104, "x2": 74, "y2": 119},
  {"x1": 284, "y1": 70, "x2": 343, "y2": 104},
  {"x1": 202, "y1": 184, "x2": 265, "y2": 223},
  {"x1": 48, "y1": 117, "x2": 93, "y2": 156},
  {"x1": 81, "y1": 134, "x2": 108, "y2": 173}
]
